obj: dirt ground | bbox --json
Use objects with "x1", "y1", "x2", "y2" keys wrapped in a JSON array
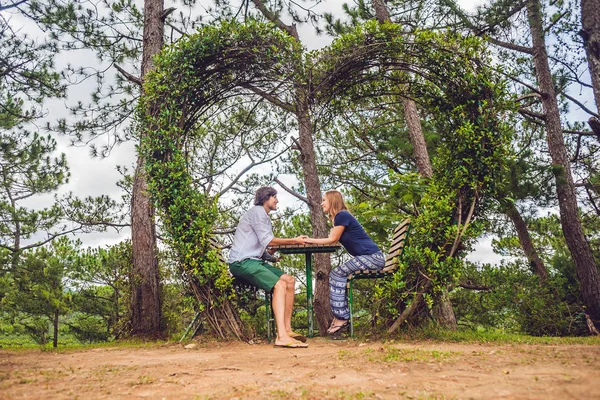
[{"x1": 1, "y1": 337, "x2": 599, "y2": 399}]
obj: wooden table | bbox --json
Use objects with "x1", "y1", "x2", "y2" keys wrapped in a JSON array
[{"x1": 270, "y1": 243, "x2": 341, "y2": 337}]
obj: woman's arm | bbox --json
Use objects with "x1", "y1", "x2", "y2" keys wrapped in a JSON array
[
  {"x1": 305, "y1": 225, "x2": 345, "y2": 244},
  {"x1": 268, "y1": 236, "x2": 307, "y2": 246}
]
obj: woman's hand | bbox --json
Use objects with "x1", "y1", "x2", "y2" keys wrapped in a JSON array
[{"x1": 294, "y1": 235, "x2": 308, "y2": 244}]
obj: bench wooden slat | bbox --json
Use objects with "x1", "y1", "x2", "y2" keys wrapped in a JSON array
[
  {"x1": 385, "y1": 250, "x2": 399, "y2": 262},
  {"x1": 393, "y1": 218, "x2": 411, "y2": 234},
  {"x1": 392, "y1": 227, "x2": 409, "y2": 241},
  {"x1": 384, "y1": 258, "x2": 398, "y2": 268},
  {"x1": 349, "y1": 269, "x2": 395, "y2": 280},
  {"x1": 388, "y1": 236, "x2": 408, "y2": 255}
]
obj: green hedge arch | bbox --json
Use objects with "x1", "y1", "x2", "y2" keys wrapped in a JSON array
[{"x1": 138, "y1": 19, "x2": 515, "y2": 337}]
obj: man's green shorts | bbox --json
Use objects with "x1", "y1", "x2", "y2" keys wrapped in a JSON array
[{"x1": 229, "y1": 258, "x2": 284, "y2": 292}]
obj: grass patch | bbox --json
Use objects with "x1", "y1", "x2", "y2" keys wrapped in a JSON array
[
  {"x1": 130, "y1": 374, "x2": 156, "y2": 385},
  {"x1": 0, "y1": 338, "x2": 172, "y2": 353},
  {"x1": 338, "y1": 346, "x2": 459, "y2": 363},
  {"x1": 383, "y1": 328, "x2": 600, "y2": 346},
  {"x1": 372, "y1": 347, "x2": 459, "y2": 363}
]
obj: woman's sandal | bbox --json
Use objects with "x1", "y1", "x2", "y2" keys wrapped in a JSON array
[{"x1": 327, "y1": 320, "x2": 350, "y2": 335}]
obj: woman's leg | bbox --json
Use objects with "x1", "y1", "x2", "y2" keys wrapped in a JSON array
[{"x1": 329, "y1": 252, "x2": 385, "y2": 322}]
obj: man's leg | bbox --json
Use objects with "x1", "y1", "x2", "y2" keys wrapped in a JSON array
[
  {"x1": 280, "y1": 274, "x2": 295, "y2": 333},
  {"x1": 230, "y1": 259, "x2": 305, "y2": 346},
  {"x1": 272, "y1": 278, "x2": 295, "y2": 345}
]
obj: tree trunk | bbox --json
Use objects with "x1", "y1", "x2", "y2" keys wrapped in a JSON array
[
  {"x1": 527, "y1": 0, "x2": 600, "y2": 325},
  {"x1": 297, "y1": 102, "x2": 333, "y2": 335},
  {"x1": 581, "y1": 0, "x2": 600, "y2": 136},
  {"x1": 432, "y1": 289, "x2": 456, "y2": 329},
  {"x1": 581, "y1": 0, "x2": 600, "y2": 112},
  {"x1": 186, "y1": 275, "x2": 245, "y2": 340},
  {"x1": 504, "y1": 202, "x2": 549, "y2": 281},
  {"x1": 130, "y1": 0, "x2": 163, "y2": 336},
  {"x1": 247, "y1": 0, "x2": 332, "y2": 335},
  {"x1": 372, "y1": 0, "x2": 455, "y2": 330},
  {"x1": 53, "y1": 309, "x2": 59, "y2": 348},
  {"x1": 402, "y1": 98, "x2": 433, "y2": 179}
]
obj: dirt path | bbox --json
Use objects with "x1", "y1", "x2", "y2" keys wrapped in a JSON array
[{"x1": 1, "y1": 338, "x2": 599, "y2": 399}]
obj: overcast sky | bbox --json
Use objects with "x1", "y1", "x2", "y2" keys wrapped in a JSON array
[{"x1": 6, "y1": 0, "x2": 536, "y2": 263}]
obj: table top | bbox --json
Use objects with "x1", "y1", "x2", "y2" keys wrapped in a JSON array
[{"x1": 270, "y1": 243, "x2": 341, "y2": 254}]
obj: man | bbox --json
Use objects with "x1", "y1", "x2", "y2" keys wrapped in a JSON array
[{"x1": 228, "y1": 186, "x2": 308, "y2": 348}]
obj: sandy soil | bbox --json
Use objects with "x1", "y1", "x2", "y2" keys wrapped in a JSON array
[{"x1": 1, "y1": 337, "x2": 599, "y2": 399}]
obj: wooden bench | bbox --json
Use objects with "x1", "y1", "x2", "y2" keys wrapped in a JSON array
[{"x1": 346, "y1": 218, "x2": 411, "y2": 338}]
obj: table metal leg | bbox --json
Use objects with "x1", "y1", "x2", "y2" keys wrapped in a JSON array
[{"x1": 306, "y1": 252, "x2": 313, "y2": 337}]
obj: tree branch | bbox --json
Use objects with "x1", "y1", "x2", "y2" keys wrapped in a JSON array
[
  {"x1": 544, "y1": 10, "x2": 568, "y2": 35},
  {"x1": 0, "y1": 0, "x2": 28, "y2": 11},
  {"x1": 450, "y1": 190, "x2": 478, "y2": 257},
  {"x1": 485, "y1": 36, "x2": 534, "y2": 54},
  {"x1": 518, "y1": 107, "x2": 546, "y2": 121},
  {"x1": 218, "y1": 144, "x2": 292, "y2": 197},
  {"x1": 388, "y1": 280, "x2": 433, "y2": 334},
  {"x1": 560, "y1": 91, "x2": 600, "y2": 119},
  {"x1": 563, "y1": 129, "x2": 596, "y2": 137},
  {"x1": 274, "y1": 177, "x2": 309, "y2": 205},
  {"x1": 161, "y1": 7, "x2": 176, "y2": 21},
  {"x1": 249, "y1": 0, "x2": 299, "y2": 40},
  {"x1": 585, "y1": 313, "x2": 600, "y2": 335},
  {"x1": 458, "y1": 282, "x2": 493, "y2": 291},
  {"x1": 114, "y1": 64, "x2": 142, "y2": 86},
  {"x1": 166, "y1": 22, "x2": 185, "y2": 36},
  {"x1": 516, "y1": 93, "x2": 541, "y2": 102},
  {"x1": 499, "y1": 70, "x2": 544, "y2": 95},
  {"x1": 240, "y1": 83, "x2": 295, "y2": 112}
]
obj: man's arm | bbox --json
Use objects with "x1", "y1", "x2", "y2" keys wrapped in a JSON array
[
  {"x1": 268, "y1": 236, "x2": 307, "y2": 246},
  {"x1": 261, "y1": 250, "x2": 278, "y2": 263}
]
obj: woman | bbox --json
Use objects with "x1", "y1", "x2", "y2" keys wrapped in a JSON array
[{"x1": 305, "y1": 190, "x2": 384, "y2": 334}]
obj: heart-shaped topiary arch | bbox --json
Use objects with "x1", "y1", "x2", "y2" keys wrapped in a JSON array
[{"x1": 138, "y1": 19, "x2": 514, "y2": 338}]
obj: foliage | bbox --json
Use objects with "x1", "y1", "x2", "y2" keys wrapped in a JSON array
[
  {"x1": 317, "y1": 22, "x2": 516, "y2": 325},
  {"x1": 1, "y1": 238, "x2": 75, "y2": 345},
  {"x1": 0, "y1": 11, "x2": 65, "y2": 123},
  {"x1": 453, "y1": 260, "x2": 588, "y2": 336},
  {"x1": 0, "y1": 130, "x2": 68, "y2": 254},
  {"x1": 138, "y1": 20, "x2": 303, "y2": 335},
  {"x1": 67, "y1": 240, "x2": 133, "y2": 340},
  {"x1": 0, "y1": 127, "x2": 125, "y2": 264}
]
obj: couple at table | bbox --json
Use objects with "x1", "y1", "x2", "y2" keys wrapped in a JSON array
[{"x1": 227, "y1": 186, "x2": 384, "y2": 348}]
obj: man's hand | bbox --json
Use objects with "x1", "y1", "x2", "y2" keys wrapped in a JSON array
[{"x1": 295, "y1": 235, "x2": 308, "y2": 244}]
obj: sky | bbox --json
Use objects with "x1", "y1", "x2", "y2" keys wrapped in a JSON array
[{"x1": 5, "y1": 0, "x2": 532, "y2": 263}]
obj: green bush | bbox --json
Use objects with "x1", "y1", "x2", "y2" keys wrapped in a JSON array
[{"x1": 452, "y1": 260, "x2": 588, "y2": 336}]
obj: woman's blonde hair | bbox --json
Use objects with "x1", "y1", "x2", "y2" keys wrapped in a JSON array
[{"x1": 324, "y1": 190, "x2": 348, "y2": 222}]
